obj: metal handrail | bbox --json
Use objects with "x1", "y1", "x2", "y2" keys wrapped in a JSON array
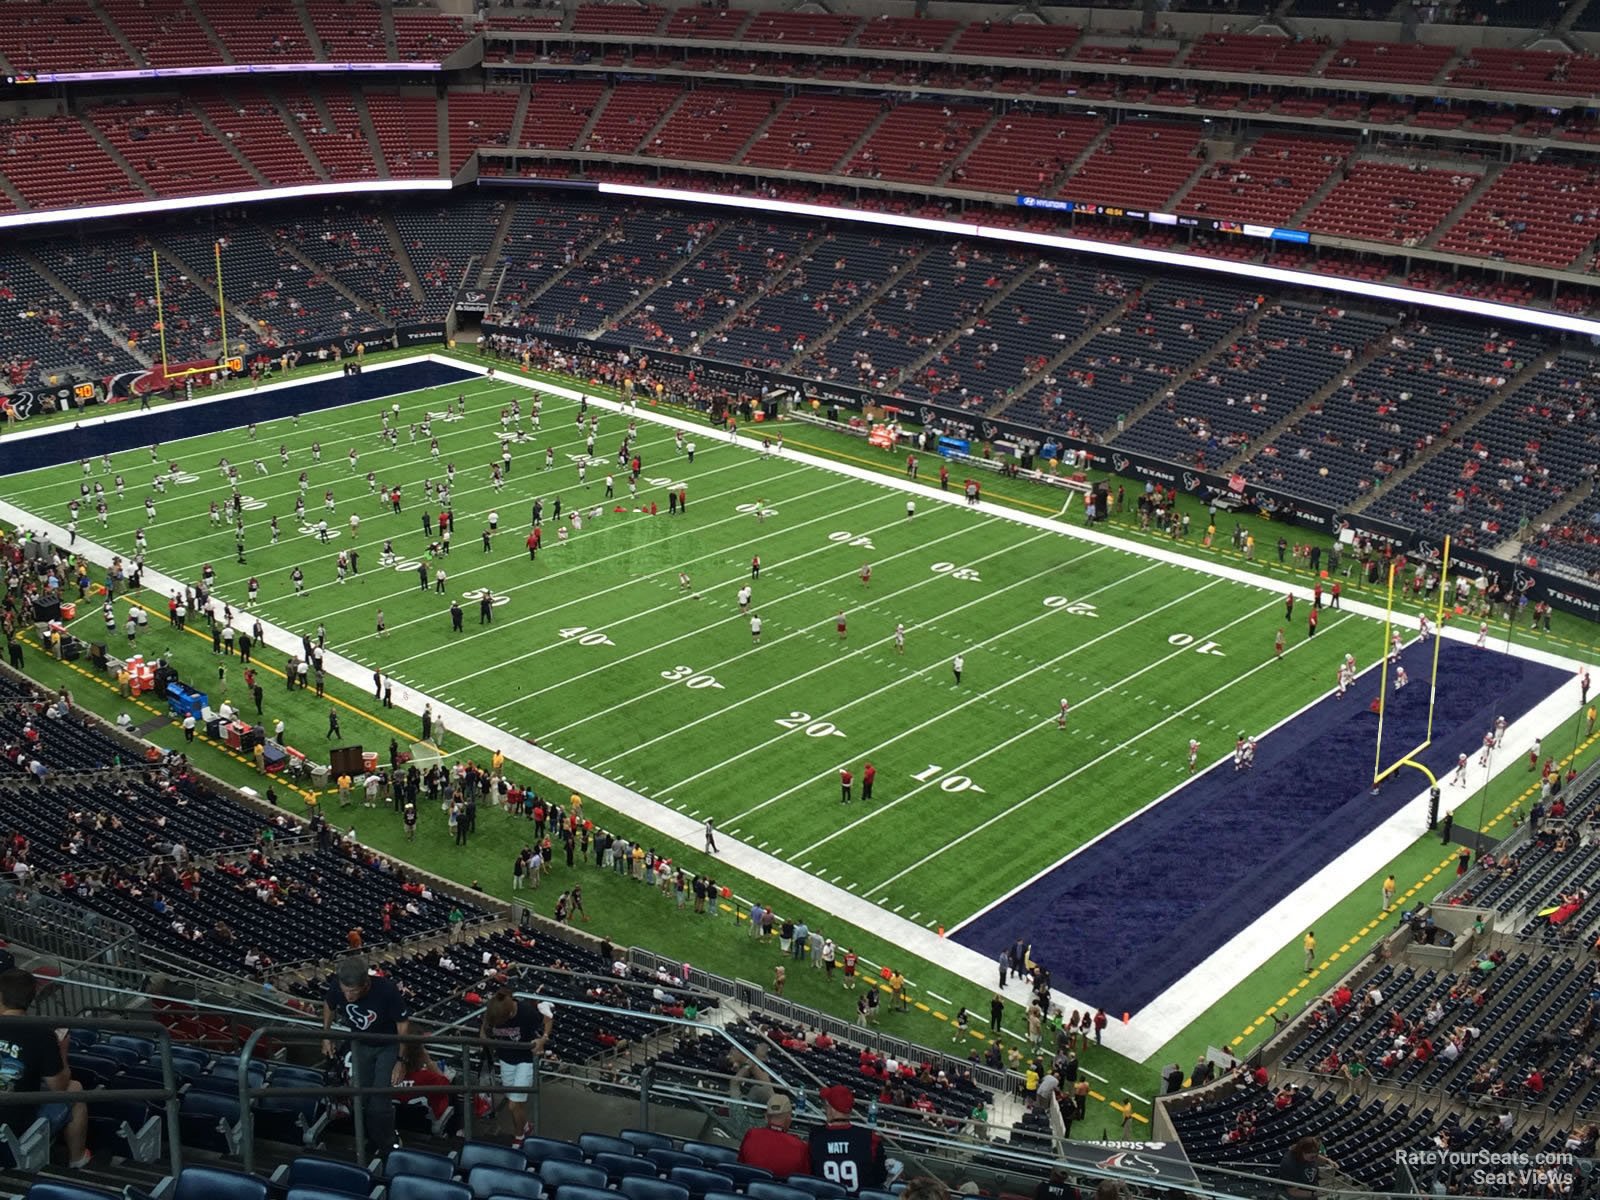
[{"x1": 0, "y1": 1013, "x2": 185, "y2": 1176}]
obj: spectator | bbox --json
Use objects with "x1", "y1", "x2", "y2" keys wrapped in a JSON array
[
  {"x1": 0, "y1": 968, "x2": 90, "y2": 1168},
  {"x1": 480, "y1": 987, "x2": 553, "y2": 1139},
  {"x1": 737, "y1": 1092, "x2": 811, "y2": 1177},
  {"x1": 808, "y1": 1085, "x2": 886, "y2": 1195},
  {"x1": 1278, "y1": 1136, "x2": 1337, "y2": 1200},
  {"x1": 321, "y1": 955, "x2": 410, "y2": 1156}
]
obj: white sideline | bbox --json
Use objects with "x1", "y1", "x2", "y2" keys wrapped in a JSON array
[{"x1": 0, "y1": 350, "x2": 1584, "y2": 1063}]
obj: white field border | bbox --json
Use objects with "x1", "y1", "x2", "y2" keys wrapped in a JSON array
[{"x1": 0, "y1": 350, "x2": 1584, "y2": 1061}]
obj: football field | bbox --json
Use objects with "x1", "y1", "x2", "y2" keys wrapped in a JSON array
[{"x1": 4, "y1": 357, "x2": 1572, "y2": 1048}]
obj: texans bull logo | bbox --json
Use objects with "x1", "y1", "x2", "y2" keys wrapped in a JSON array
[
  {"x1": 1113, "y1": 454, "x2": 1130, "y2": 473},
  {"x1": 1095, "y1": 1152, "x2": 1163, "y2": 1177},
  {"x1": 1181, "y1": 472, "x2": 1200, "y2": 491}
]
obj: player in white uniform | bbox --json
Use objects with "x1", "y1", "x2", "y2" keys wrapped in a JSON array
[
  {"x1": 894, "y1": 624, "x2": 905, "y2": 655},
  {"x1": 1394, "y1": 665, "x2": 1409, "y2": 690},
  {"x1": 1057, "y1": 699, "x2": 1070, "y2": 730},
  {"x1": 1494, "y1": 715, "x2": 1507, "y2": 746},
  {"x1": 738, "y1": 585, "x2": 752, "y2": 613},
  {"x1": 1479, "y1": 729, "x2": 1495, "y2": 768},
  {"x1": 1476, "y1": 621, "x2": 1489, "y2": 648},
  {"x1": 1418, "y1": 614, "x2": 1433, "y2": 641},
  {"x1": 1452, "y1": 753, "x2": 1469, "y2": 787},
  {"x1": 1390, "y1": 629, "x2": 1403, "y2": 659},
  {"x1": 1188, "y1": 739, "x2": 1200, "y2": 774}
]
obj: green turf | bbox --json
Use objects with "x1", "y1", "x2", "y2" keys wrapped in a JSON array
[
  {"x1": 8, "y1": 370, "x2": 1390, "y2": 939},
  {"x1": 9, "y1": 348, "x2": 1597, "y2": 1135}
]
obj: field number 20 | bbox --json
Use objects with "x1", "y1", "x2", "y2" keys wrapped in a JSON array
[
  {"x1": 661, "y1": 665, "x2": 725, "y2": 690},
  {"x1": 775, "y1": 711, "x2": 847, "y2": 738}
]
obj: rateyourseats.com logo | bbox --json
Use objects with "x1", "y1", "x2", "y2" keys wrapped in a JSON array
[{"x1": 1395, "y1": 1149, "x2": 1577, "y2": 1193}]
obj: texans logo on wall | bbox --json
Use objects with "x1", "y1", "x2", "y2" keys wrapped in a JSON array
[
  {"x1": 918, "y1": 406, "x2": 935, "y2": 425},
  {"x1": 1112, "y1": 454, "x2": 1130, "y2": 473},
  {"x1": 981, "y1": 421, "x2": 999, "y2": 441},
  {"x1": 1181, "y1": 471, "x2": 1201, "y2": 491}
]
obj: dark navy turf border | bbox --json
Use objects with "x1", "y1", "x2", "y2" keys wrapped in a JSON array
[
  {"x1": 954, "y1": 640, "x2": 1570, "y2": 1014},
  {"x1": 0, "y1": 361, "x2": 477, "y2": 477}
]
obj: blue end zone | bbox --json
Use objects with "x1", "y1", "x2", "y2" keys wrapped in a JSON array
[
  {"x1": 0, "y1": 361, "x2": 478, "y2": 476},
  {"x1": 953, "y1": 639, "x2": 1571, "y2": 1015}
]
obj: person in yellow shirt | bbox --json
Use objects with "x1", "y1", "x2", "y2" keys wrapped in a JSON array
[
  {"x1": 337, "y1": 773, "x2": 352, "y2": 808},
  {"x1": 1589, "y1": 705, "x2": 1596, "y2": 736},
  {"x1": 569, "y1": 793, "x2": 583, "y2": 824},
  {"x1": 1303, "y1": 930, "x2": 1316, "y2": 972}
]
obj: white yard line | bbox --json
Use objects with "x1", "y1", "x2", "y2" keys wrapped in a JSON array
[
  {"x1": 467, "y1": 502, "x2": 1004, "y2": 710},
  {"x1": 0, "y1": 349, "x2": 1586, "y2": 1063},
  {"x1": 719, "y1": 562, "x2": 1187, "y2": 829},
  {"x1": 559, "y1": 526, "x2": 1061, "y2": 754},
  {"x1": 444, "y1": 493, "x2": 951, "y2": 698}
]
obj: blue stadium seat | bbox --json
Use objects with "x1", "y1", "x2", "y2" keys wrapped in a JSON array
[
  {"x1": 173, "y1": 1167, "x2": 270, "y2": 1200},
  {"x1": 718, "y1": 1165, "x2": 773, "y2": 1191},
  {"x1": 460, "y1": 1142, "x2": 530, "y2": 1174},
  {"x1": 26, "y1": 1183, "x2": 123, "y2": 1200},
  {"x1": 667, "y1": 1168, "x2": 734, "y2": 1199},
  {"x1": 620, "y1": 1130, "x2": 674, "y2": 1154},
  {"x1": 287, "y1": 1186, "x2": 366, "y2": 1200},
  {"x1": 467, "y1": 1167, "x2": 543, "y2": 1200},
  {"x1": 681, "y1": 1143, "x2": 736, "y2": 1167},
  {"x1": 552, "y1": 1188, "x2": 614, "y2": 1200},
  {"x1": 619, "y1": 1178, "x2": 689, "y2": 1200},
  {"x1": 785, "y1": 1179, "x2": 846, "y2": 1200},
  {"x1": 389, "y1": 1177, "x2": 469, "y2": 1200},
  {"x1": 859, "y1": 1191, "x2": 901, "y2": 1200},
  {"x1": 385, "y1": 1149, "x2": 458, "y2": 1182},
  {"x1": 645, "y1": 1150, "x2": 705, "y2": 1174},
  {"x1": 746, "y1": 1183, "x2": 809, "y2": 1200},
  {"x1": 537, "y1": 1161, "x2": 608, "y2": 1193},
  {"x1": 272, "y1": 1157, "x2": 377, "y2": 1198},
  {"x1": 520, "y1": 1137, "x2": 584, "y2": 1166},
  {"x1": 579, "y1": 1133, "x2": 635, "y2": 1159},
  {"x1": 593, "y1": 1153, "x2": 656, "y2": 1182},
  {"x1": 178, "y1": 1090, "x2": 242, "y2": 1156}
]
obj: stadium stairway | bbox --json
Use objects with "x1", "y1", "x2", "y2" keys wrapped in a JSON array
[
  {"x1": 263, "y1": 221, "x2": 394, "y2": 322},
  {"x1": 19, "y1": 247, "x2": 156, "y2": 369},
  {"x1": 80, "y1": 117, "x2": 157, "y2": 200},
  {"x1": 1342, "y1": 349, "x2": 1556, "y2": 516},
  {"x1": 598, "y1": 223, "x2": 731, "y2": 336},
  {"x1": 779, "y1": 244, "x2": 934, "y2": 374},
  {"x1": 88, "y1": 0, "x2": 144, "y2": 69},
  {"x1": 1042, "y1": 122, "x2": 1115, "y2": 199},
  {"x1": 185, "y1": 1, "x2": 230, "y2": 63},
  {"x1": 1215, "y1": 317, "x2": 1396, "y2": 475},
  {"x1": 930, "y1": 112, "x2": 1001, "y2": 189},
  {"x1": 145, "y1": 235, "x2": 274, "y2": 348},
  {"x1": 1419, "y1": 161, "x2": 1508, "y2": 252},
  {"x1": 685, "y1": 229, "x2": 825, "y2": 357},
  {"x1": 269, "y1": 95, "x2": 330, "y2": 181},
  {"x1": 883, "y1": 260, "x2": 1043, "y2": 395},
  {"x1": 291, "y1": 0, "x2": 328, "y2": 60},
  {"x1": 829, "y1": 106, "x2": 895, "y2": 178},
  {"x1": 347, "y1": 92, "x2": 390, "y2": 181},
  {"x1": 978, "y1": 279, "x2": 1149, "y2": 420},
  {"x1": 473, "y1": 207, "x2": 519, "y2": 290},
  {"x1": 379, "y1": 213, "x2": 428, "y2": 300},
  {"x1": 1103, "y1": 305, "x2": 1261, "y2": 445},
  {"x1": 190, "y1": 107, "x2": 273, "y2": 190}
]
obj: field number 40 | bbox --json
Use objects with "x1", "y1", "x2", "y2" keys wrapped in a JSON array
[
  {"x1": 560, "y1": 626, "x2": 613, "y2": 646},
  {"x1": 913, "y1": 763, "x2": 985, "y2": 793}
]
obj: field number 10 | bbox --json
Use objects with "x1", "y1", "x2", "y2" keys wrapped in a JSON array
[{"x1": 912, "y1": 763, "x2": 986, "y2": 793}]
